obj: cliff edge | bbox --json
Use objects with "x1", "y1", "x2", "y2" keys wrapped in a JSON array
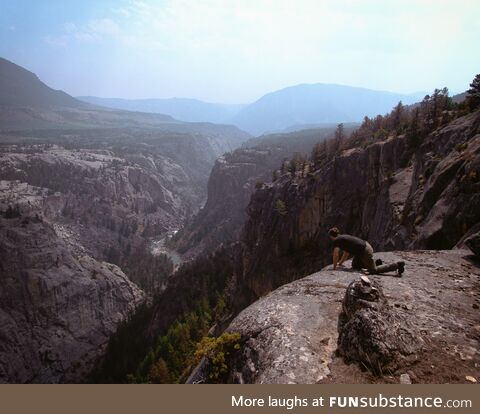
[{"x1": 193, "y1": 250, "x2": 479, "y2": 384}]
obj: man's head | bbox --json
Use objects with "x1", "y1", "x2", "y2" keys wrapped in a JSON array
[{"x1": 328, "y1": 227, "x2": 340, "y2": 240}]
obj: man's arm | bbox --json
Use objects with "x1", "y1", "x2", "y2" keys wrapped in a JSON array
[
  {"x1": 332, "y1": 247, "x2": 340, "y2": 270},
  {"x1": 338, "y1": 251, "x2": 349, "y2": 266}
]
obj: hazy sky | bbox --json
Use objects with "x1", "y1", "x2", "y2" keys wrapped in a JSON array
[{"x1": 1, "y1": 0, "x2": 479, "y2": 103}]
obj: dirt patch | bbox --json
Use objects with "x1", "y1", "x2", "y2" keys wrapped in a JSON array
[{"x1": 322, "y1": 337, "x2": 479, "y2": 384}]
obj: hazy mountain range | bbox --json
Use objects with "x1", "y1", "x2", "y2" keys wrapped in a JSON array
[
  {"x1": 0, "y1": 57, "x2": 248, "y2": 144},
  {"x1": 78, "y1": 96, "x2": 246, "y2": 124},
  {"x1": 231, "y1": 84, "x2": 424, "y2": 135},
  {"x1": 1, "y1": 56, "x2": 425, "y2": 136},
  {"x1": 78, "y1": 84, "x2": 424, "y2": 135}
]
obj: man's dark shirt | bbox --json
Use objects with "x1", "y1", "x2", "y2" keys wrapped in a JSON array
[{"x1": 332, "y1": 234, "x2": 366, "y2": 256}]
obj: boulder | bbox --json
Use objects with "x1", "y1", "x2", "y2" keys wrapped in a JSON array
[{"x1": 337, "y1": 278, "x2": 421, "y2": 374}]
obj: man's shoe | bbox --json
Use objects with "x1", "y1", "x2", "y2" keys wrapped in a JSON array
[
  {"x1": 397, "y1": 261, "x2": 405, "y2": 276},
  {"x1": 375, "y1": 259, "x2": 383, "y2": 266}
]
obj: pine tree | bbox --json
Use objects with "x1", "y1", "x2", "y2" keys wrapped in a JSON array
[
  {"x1": 288, "y1": 153, "x2": 302, "y2": 174},
  {"x1": 392, "y1": 101, "x2": 404, "y2": 131},
  {"x1": 407, "y1": 107, "x2": 421, "y2": 148},
  {"x1": 334, "y1": 123, "x2": 345, "y2": 151},
  {"x1": 310, "y1": 142, "x2": 321, "y2": 164},
  {"x1": 432, "y1": 88, "x2": 441, "y2": 127},
  {"x1": 148, "y1": 358, "x2": 172, "y2": 383},
  {"x1": 467, "y1": 74, "x2": 480, "y2": 110},
  {"x1": 301, "y1": 159, "x2": 307, "y2": 177}
]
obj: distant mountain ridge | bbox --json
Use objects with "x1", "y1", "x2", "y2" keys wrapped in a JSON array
[
  {"x1": 78, "y1": 96, "x2": 246, "y2": 124},
  {"x1": 231, "y1": 83, "x2": 425, "y2": 135},
  {"x1": 0, "y1": 57, "x2": 250, "y2": 146},
  {"x1": 0, "y1": 57, "x2": 86, "y2": 109},
  {"x1": 80, "y1": 84, "x2": 425, "y2": 136}
]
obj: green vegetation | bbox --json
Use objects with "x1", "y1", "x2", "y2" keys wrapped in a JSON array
[
  {"x1": 92, "y1": 77, "x2": 480, "y2": 385},
  {"x1": 349, "y1": 88, "x2": 453, "y2": 151},
  {"x1": 194, "y1": 332, "x2": 241, "y2": 382},
  {"x1": 287, "y1": 152, "x2": 306, "y2": 175},
  {"x1": 89, "y1": 303, "x2": 155, "y2": 383},
  {"x1": 305, "y1": 79, "x2": 480, "y2": 176},
  {"x1": 91, "y1": 247, "x2": 235, "y2": 383},
  {"x1": 467, "y1": 74, "x2": 480, "y2": 110},
  {"x1": 121, "y1": 245, "x2": 174, "y2": 293},
  {"x1": 275, "y1": 199, "x2": 288, "y2": 216},
  {"x1": 129, "y1": 299, "x2": 213, "y2": 383}
]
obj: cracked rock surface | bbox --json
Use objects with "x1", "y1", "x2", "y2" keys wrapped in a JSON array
[
  {"x1": 0, "y1": 217, "x2": 145, "y2": 383},
  {"x1": 222, "y1": 249, "x2": 480, "y2": 384}
]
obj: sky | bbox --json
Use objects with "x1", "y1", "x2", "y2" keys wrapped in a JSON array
[{"x1": 0, "y1": 0, "x2": 479, "y2": 103}]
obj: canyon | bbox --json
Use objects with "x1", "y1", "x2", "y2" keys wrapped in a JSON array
[
  {"x1": 0, "y1": 57, "x2": 249, "y2": 382},
  {"x1": 1, "y1": 56, "x2": 479, "y2": 384}
]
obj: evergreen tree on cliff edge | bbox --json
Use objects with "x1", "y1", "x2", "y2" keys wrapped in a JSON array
[{"x1": 467, "y1": 74, "x2": 480, "y2": 110}]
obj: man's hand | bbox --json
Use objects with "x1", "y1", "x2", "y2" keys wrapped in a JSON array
[{"x1": 338, "y1": 251, "x2": 349, "y2": 266}]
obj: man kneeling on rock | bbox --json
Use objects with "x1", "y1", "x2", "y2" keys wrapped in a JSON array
[{"x1": 328, "y1": 227, "x2": 405, "y2": 276}]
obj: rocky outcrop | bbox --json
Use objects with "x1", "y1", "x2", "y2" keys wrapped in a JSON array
[
  {"x1": 337, "y1": 277, "x2": 422, "y2": 374},
  {"x1": 0, "y1": 216, "x2": 144, "y2": 383},
  {"x1": 0, "y1": 148, "x2": 189, "y2": 237},
  {"x1": 407, "y1": 112, "x2": 480, "y2": 249},
  {"x1": 219, "y1": 250, "x2": 480, "y2": 384}
]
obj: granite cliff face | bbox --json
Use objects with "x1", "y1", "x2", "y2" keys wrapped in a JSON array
[
  {"x1": 0, "y1": 215, "x2": 144, "y2": 383},
  {"x1": 193, "y1": 250, "x2": 480, "y2": 384},
  {"x1": 171, "y1": 149, "x2": 273, "y2": 259},
  {"x1": 233, "y1": 111, "x2": 480, "y2": 311}
]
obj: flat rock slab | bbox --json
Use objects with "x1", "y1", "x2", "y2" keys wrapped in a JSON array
[{"x1": 226, "y1": 250, "x2": 480, "y2": 384}]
